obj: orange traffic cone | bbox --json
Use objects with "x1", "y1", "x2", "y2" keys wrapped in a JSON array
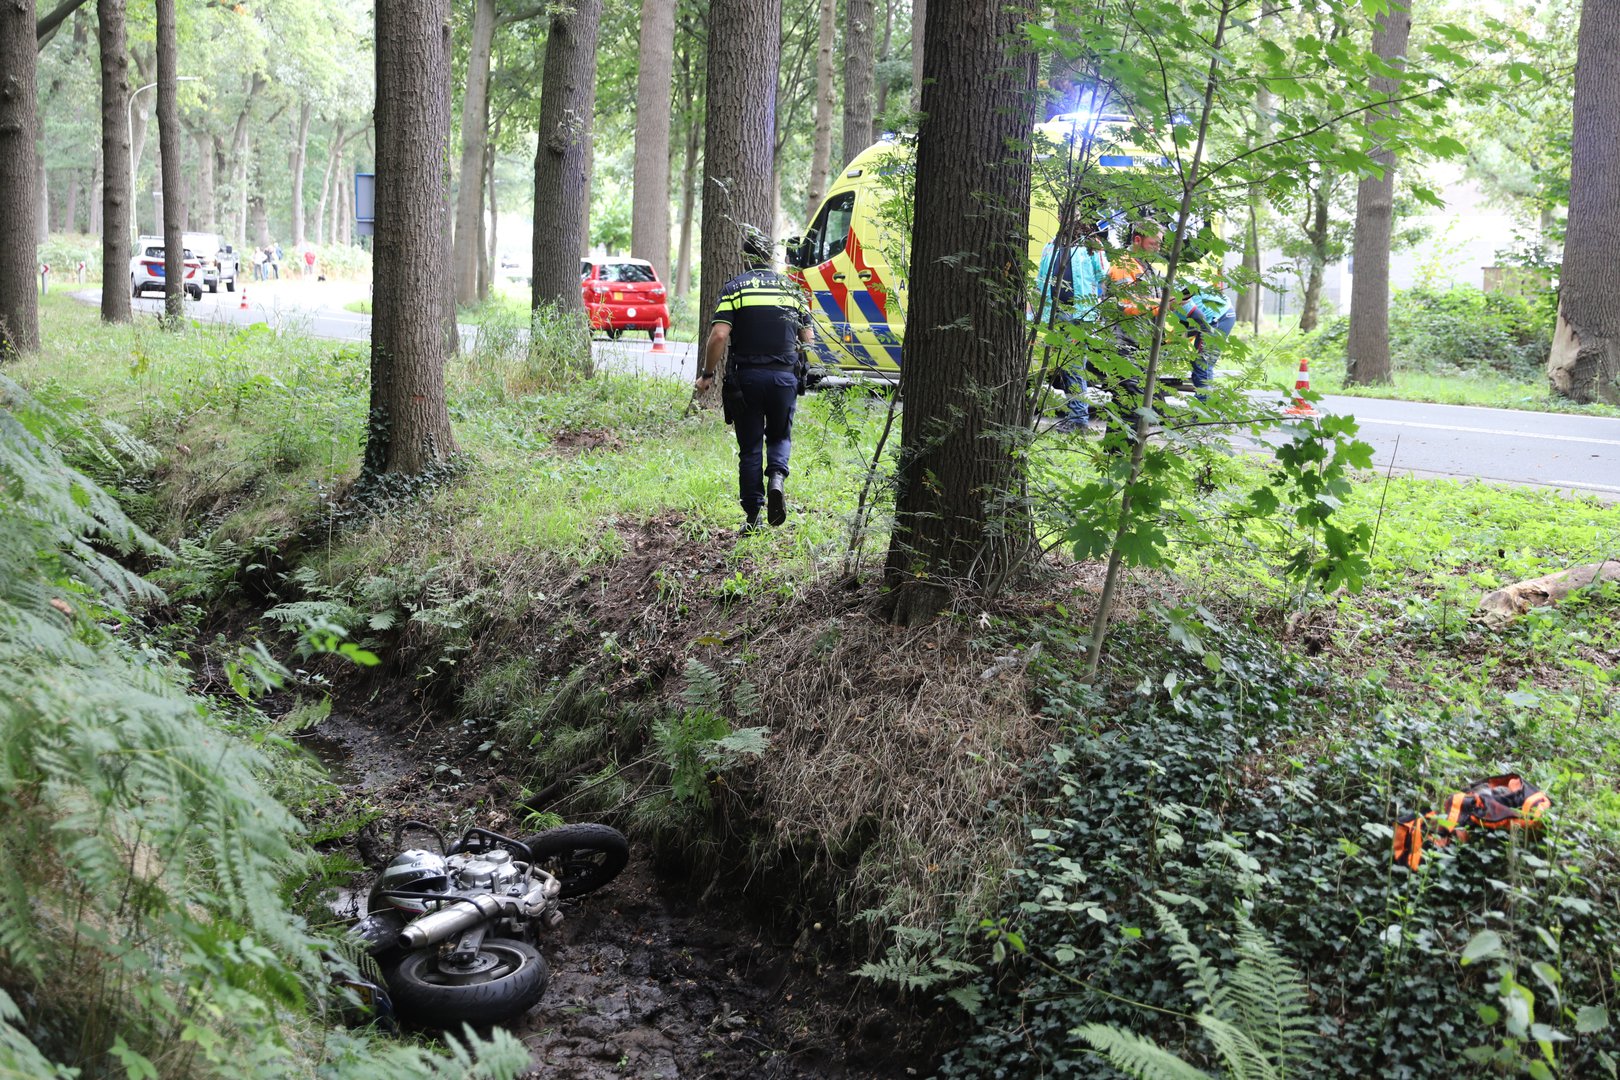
[
  {"x1": 650, "y1": 320, "x2": 670, "y2": 354},
  {"x1": 239, "y1": 286, "x2": 249, "y2": 311},
  {"x1": 1283, "y1": 357, "x2": 1319, "y2": 417}
]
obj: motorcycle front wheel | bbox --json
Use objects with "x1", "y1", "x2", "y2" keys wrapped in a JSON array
[
  {"x1": 520, "y1": 823, "x2": 629, "y2": 899},
  {"x1": 386, "y1": 938, "x2": 549, "y2": 1025}
]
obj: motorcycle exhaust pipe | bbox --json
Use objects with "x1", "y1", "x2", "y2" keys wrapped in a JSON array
[{"x1": 398, "y1": 893, "x2": 504, "y2": 950}]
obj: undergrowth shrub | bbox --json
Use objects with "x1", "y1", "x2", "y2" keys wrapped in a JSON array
[
  {"x1": 0, "y1": 378, "x2": 527, "y2": 1076},
  {"x1": 1306, "y1": 284, "x2": 1555, "y2": 380},
  {"x1": 943, "y1": 613, "x2": 1620, "y2": 1080}
]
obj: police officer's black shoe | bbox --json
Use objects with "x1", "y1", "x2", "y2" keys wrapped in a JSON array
[{"x1": 766, "y1": 474, "x2": 786, "y2": 527}]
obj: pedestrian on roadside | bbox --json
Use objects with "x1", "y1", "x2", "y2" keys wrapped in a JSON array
[
  {"x1": 695, "y1": 225, "x2": 813, "y2": 531},
  {"x1": 304, "y1": 245, "x2": 317, "y2": 281},
  {"x1": 270, "y1": 243, "x2": 282, "y2": 280},
  {"x1": 1033, "y1": 215, "x2": 1109, "y2": 432},
  {"x1": 251, "y1": 246, "x2": 267, "y2": 281}
]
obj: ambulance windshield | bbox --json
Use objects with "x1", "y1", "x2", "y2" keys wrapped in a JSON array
[{"x1": 805, "y1": 192, "x2": 855, "y2": 267}]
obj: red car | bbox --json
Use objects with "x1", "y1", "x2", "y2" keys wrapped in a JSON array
[{"x1": 580, "y1": 257, "x2": 669, "y2": 339}]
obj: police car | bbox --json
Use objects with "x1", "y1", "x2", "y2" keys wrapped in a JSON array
[{"x1": 130, "y1": 237, "x2": 203, "y2": 301}]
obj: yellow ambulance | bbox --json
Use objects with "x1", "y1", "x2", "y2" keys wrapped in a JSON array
[{"x1": 786, "y1": 114, "x2": 1201, "y2": 377}]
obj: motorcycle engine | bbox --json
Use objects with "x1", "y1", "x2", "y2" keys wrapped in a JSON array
[{"x1": 446, "y1": 849, "x2": 523, "y2": 894}]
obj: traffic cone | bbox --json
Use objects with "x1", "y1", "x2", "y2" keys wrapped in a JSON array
[
  {"x1": 1283, "y1": 357, "x2": 1319, "y2": 417},
  {"x1": 239, "y1": 286, "x2": 249, "y2": 311},
  {"x1": 650, "y1": 320, "x2": 670, "y2": 354}
]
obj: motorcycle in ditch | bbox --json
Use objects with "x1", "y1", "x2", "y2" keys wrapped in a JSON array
[{"x1": 345, "y1": 820, "x2": 629, "y2": 1026}]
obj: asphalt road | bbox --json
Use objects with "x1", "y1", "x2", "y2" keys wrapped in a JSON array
[{"x1": 84, "y1": 284, "x2": 1619, "y2": 499}]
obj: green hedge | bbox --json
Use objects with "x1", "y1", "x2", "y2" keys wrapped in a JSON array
[{"x1": 1307, "y1": 284, "x2": 1556, "y2": 381}]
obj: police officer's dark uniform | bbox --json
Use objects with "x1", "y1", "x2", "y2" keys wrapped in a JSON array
[{"x1": 697, "y1": 229, "x2": 812, "y2": 529}]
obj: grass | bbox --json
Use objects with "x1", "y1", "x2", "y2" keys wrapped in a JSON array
[{"x1": 1249, "y1": 325, "x2": 1620, "y2": 417}]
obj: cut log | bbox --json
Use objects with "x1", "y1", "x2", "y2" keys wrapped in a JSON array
[{"x1": 1476, "y1": 560, "x2": 1620, "y2": 628}]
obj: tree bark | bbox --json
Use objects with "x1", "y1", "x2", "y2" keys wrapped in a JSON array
[
  {"x1": 1299, "y1": 171, "x2": 1332, "y2": 332},
  {"x1": 674, "y1": 95, "x2": 699, "y2": 298},
  {"x1": 530, "y1": 0, "x2": 601, "y2": 311},
  {"x1": 1548, "y1": 0, "x2": 1620, "y2": 405},
  {"x1": 699, "y1": 0, "x2": 781, "y2": 384},
  {"x1": 1344, "y1": 2, "x2": 1411, "y2": 385},
  {"x1": 804, "y1": 0, "x2": 836, "y2": 222},
  {"x1": 453, "y1": 0, "x2": 495, "y2": 306},
  {"x1": 368, "y1": 0, "x2": 458, "y2": 476},
  {"x1": 191, "y1": 128, "x2": 214, "y2": 231},
  {"x1": 156, "y1": 0, "x2": 183, "y2": 324},
  {"x1": 909, "y1": 0, "x2": 925, "y2": 108},
  {"x1": 95, "y1": 0, "x2": 128, "y2": 323},
  {"x1": 631, "y1": 0, "x2": 675, "y2": 279},
  {"x1": 872, "y1": 0, "x2": 893, "y2": 140},
  {"x1": 841, "y1": 0, "x2": 875, "y2": 166},
  {"x1": 1, "y1": 0, "x2": 40, "y2": 356},
  {"x1": 290, "y1": 101, "x2": 312, "y2": 247},
  {"x1": 88, "y1": 143, "x2": 101, "y2": 237},
  {"x1": 34, "y1": 0, "x2": 87, "y2": 47},
  {"x1": 484, "y1": 134, "x2": 497, "y2": 295},
  {"x1": 884, "y1": 0, "x2": 1035, "y2": 624}
]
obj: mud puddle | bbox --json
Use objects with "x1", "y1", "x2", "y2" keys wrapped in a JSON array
[{"x1": 301, "y1": 702, "x2": 921, "y2": 1079}]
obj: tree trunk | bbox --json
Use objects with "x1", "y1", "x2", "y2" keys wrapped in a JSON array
[
  {"x1": 128, "y1": 42, "x2": 152, "y2": 231},
  {"x1": 484, "y1": 134, "x2": 497, "y2": 294},
  {"x1": 35, "y1": 125, "x2": 48, "y2": 238},
  {"x1": 191, "y1": 129, "x2": 214, "y2": 231},
  {"x1": 95, "y1": 0, "x2": 128, "y2": 323},
  {"x1": 224, "y1": 74, "x2": 260, "y2": 245},
  {"x1": 1548, "y1": 0, "x2": 1620, "y2": 405},
  {"x1": 698, "y1": 0, "x2": 781, "y2": 406},
  {"x1": 841, "y1": 0, "x2": 875, "y2": 166},
  {"x1": 452, "y1": 0, "x2": 495, "y2": 306},
  {"x1": 88, "y1": 144, "x2": 102, "y2": 237},
  {"x1": 884, "y1": 0, "x2": 1035, "y2": 624},
  {"x1": 530, "y1": 0, "x2": 601, "y2": 311},
  {"x1": 909, "y1": 0, "x2": 925, "y2": 108},
  {"x1": 156, "y1": 0, "x2": 183, "y2": 324},
  {"x1": 631, "y1": 0, "x2": 675, "y2": 278},
  {"x1": 250, "y1": 195, "x2": 268, "y2": 248},
  {"x1": 872, "y1": 0, "x2": 893, "y2": 140},
  {"x1": 674, "y1": 101, "x2": 699, "y2": 298},
  {"x1": 315, "y1": 126, "x2": 343, "y2": 247},
  {"x1": 368, "y1": 0, "x2": 457, "y2": 476},
  {"x1": 804, "y1": 0, "x2": 835, "y2": 222},
  {"x1": 1, "y1": 0, "x2": 40, "y2": 356},
  {"x1": 290, "y1": 101, "x2": 311, "y2": 247},
  {"x1": 1299, "y1": 172, "x2": 1331, "y2": 332},
  {"x1": 1344, "y1": 2, "x2": 1411, "y2": 386},
  {"x1": 327, "y1": 141, "x2": 345, "y2": 246}
]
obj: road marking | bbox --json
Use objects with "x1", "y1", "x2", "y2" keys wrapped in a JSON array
[
  {"x1": 1543, "y1": 479, "x2": 1620, "y2": 493},
  {"x1": 1352, "y1": 416, "x2": 1620, "y2": 448}
]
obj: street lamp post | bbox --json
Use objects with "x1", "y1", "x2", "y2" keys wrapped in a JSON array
[{"x1": 128, "y1": 76, "x2": 201, "y2": 242}]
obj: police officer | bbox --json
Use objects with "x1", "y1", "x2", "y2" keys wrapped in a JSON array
[{"x1": 695, "y1": 225, "x2": 813, "y2": 530}]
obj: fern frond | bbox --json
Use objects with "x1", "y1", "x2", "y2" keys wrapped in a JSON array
[
  {"x1": 679, "y1": 658, "x2": 726, "y2": 711},
  {"x1": 1196, "y1": 1013, "x2": 1277, "y2": 1080},
  {"x1": 1073, "y1": 1023, "x2": 1217, "y2": 1080},
  {"x1": 1226, "y1": 917, "x2": 1316, "y2": 1076}
]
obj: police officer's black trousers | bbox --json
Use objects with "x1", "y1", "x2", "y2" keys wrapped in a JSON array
[{"x1": 731, "y1": 364, "x2": 798, "y2": 513}]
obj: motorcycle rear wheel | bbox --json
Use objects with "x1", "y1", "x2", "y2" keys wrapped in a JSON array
[
  {"x1": 386, "y1": 938, "x2": 549, "y2": 1026},
  {"x1": 520, "y1": 823, "x2": 629, "y2": 899}
]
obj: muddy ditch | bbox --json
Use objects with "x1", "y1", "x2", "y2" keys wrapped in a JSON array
[{"x1": 301, "y1": 693, "x2": 931, "y2": 1079}]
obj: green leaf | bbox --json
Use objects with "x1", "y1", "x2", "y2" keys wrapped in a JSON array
[
  {"x1": 1576, "y1": 1005, "x2": 1610, "y2": 1034},
  {"x1": 1460, "y1": 929, "x2": 1505, "y2": 965}
]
